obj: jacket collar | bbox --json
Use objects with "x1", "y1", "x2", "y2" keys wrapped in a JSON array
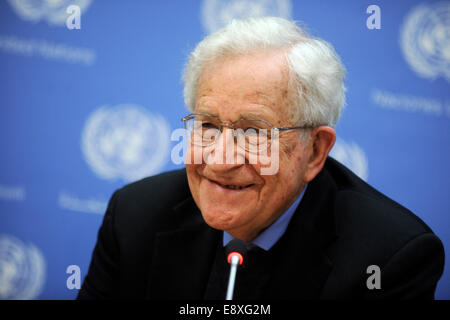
[
  {"x1": 147, "y1": 160, "x2": 338, "y2": 299},
  {"x1": 146, "y1": 196, "x2": 221, "y2": 299},
  {"x1": 265, "y1": 164, "x2": 338, "y2": 299}
]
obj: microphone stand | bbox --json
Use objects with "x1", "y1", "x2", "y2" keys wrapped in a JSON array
[{"x1": 225, "y1": 254, "x2": 241, "y2": 300}]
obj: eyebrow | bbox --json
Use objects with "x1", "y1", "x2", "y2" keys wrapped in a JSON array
[
  {"x1": 195, "y1": 106, "x2": 274, "y2": 122},
  {"x1": 242, "y1": 111, "x2": 272, "y2": 120},
  {"x1": 194, "y1": 106, "x2": 215, "y2": 115}
]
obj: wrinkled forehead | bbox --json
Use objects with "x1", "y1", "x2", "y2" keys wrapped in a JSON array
[{"x1": 195, "y1": 50, "x2": 295, "y2": 125}]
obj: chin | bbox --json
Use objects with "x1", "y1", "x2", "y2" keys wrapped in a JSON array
[{"x1": 200, "y1": 206, "x2": 244, "y2": 231}]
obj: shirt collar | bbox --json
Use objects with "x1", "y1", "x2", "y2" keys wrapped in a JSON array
[{"x1": 223, "y1": 184, "x2": 307, "y2": 251}]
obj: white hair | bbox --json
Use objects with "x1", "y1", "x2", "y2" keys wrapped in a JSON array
[{"x1": 182, "y1": 16, "x2": 346, "y2": 127}]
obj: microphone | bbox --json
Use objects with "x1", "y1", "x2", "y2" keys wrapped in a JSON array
[{"x1": 225, "y1": 239, "x2": 247, "y2": 300}]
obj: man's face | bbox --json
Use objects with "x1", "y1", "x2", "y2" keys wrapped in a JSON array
[{"x1": 185, "y1": 50, "x2": 310, "y2": 241}]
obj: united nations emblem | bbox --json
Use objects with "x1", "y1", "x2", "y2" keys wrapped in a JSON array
[
  {"x1": 0, "y1": 234, "x2": 46, "y2": 300},
  {"x1": 400, "y1": 2, "x2": 450, "y2": 82},
  {"x1": 7, "y1": 0, "x2": 92, "y2": 26},
  {"x1": 202, "y1": 0, "x2": 292, "y2": 33},
  {"x1": 330, "y1": 138, "x2": 369, "y2": 181},
  {"x1": 81, "y1": 104, "x2": 171, "y2": 182}
]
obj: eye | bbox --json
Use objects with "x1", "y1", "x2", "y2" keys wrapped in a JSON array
[
  {"x1": 245, "y1": 126, "x2": 259, "y2": 132},
  {"x1": 244, "y1": 128, "x2": 267, "y2": 137},
  {"x1": 202, "y1": 122, "x2": 219, "y2": 129},
  {"x1": 192, "y1": 119, "x2": 219, "y2": 131},
  {"x1": 245, "y1": 130, "x2": 259, "y2": 140}
]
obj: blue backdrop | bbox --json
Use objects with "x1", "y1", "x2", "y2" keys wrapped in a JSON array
[{"x1": 0, "y1": 0, "x2": 449, "y2": 299}]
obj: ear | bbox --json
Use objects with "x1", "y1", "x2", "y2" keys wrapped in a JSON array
[{"x1": 303, "y1": 126, "x2": 336, "y2": 183}]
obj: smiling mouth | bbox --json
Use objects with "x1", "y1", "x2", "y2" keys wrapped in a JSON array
[{"x1": 210, "y1": 180, "x2": 254, "y2": 190}]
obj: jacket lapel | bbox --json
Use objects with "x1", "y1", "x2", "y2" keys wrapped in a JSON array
[
  {"x1": 147, "y1": 159, "x2": 338, "y2": 299},
  {"x1": 266, "y1": 164, "x2": 338, "y2": 299},
  {"x1": 146, "y1": 197, "x2": 221, "y2": 299}
]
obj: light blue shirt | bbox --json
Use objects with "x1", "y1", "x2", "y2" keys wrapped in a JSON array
[{"x1": 223, "y1": 185, "x2": 307, "y2": 251}]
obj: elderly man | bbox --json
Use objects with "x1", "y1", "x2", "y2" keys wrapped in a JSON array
[{"x1": 78, "y1": 17, "x2": 444, "y2": 300}]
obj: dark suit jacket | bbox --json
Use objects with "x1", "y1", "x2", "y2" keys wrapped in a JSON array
[{"x1": 77, "y1": 157, "x2": 444, "y2": 299}]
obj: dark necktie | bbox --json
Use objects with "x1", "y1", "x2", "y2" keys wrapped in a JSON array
[{"x1": 203, "y1": 241, "x2": 274, "y2": 300}]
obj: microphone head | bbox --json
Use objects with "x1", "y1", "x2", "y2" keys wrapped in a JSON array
[{"x1": 225, "y1": 239, "x2": 248, "y2": 266}]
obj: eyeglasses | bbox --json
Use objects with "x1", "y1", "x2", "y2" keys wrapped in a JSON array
[{"x1": 181, "y1": 113, "x2": 317, "y2": 153}]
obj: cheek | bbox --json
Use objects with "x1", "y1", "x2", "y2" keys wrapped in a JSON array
[
  {"x1": 261, "y1": 144, "x2": 307, "y2": 200},
  {"x1": 185, "y1": 163, "x2": 197, "y2": 178},
  {"x1": 257, "y1": 175, "x2": 278, "y2": 201},
  {"x1": 185, "y1": 143, "x2": 204, "y2": 165},
  {"x1": 185, "y1": 163, "x2": 202, "y2": 200},
  {"x1": 253, "y1": 138, "x2": 299, "y2": 177},
  {"x1": 280, "y1": 135, "x2": 298, "y2": 157}
]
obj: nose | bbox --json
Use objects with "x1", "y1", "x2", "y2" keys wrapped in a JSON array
[{"x1": 204, "y1": 128, "x2": 245, "y2": 169}]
